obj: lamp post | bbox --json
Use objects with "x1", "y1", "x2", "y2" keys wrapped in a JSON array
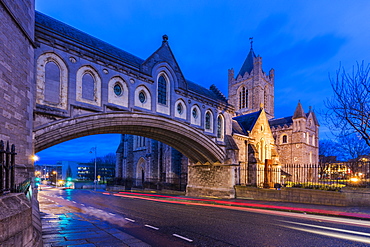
[
  {"x1": 32, "y1": 155, "x2": 40, "y2": 190},
  {"x1": 52, "y1": 171, "x2": 57, "y2": 188},
  {"x1": 90, "y1": 146, "x2": 97, "y2": 191}
]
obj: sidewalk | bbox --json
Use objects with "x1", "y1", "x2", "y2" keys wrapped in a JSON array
[{"x1": 39, "y1": 189, "x2": 150, "y2": 247}]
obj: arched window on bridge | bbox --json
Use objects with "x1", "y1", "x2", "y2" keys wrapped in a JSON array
[
  {"x1": 108, "y1": 77, "x2": 128, "y2": 108},
  {"x1": 36, "y1": 52, "x2": 68, "y2": 109},
  {"x1": 82, "y1": 73, "x2": 95, "y2": 101},
  {"x1": 76, "y1": 66, "x2": 101, "y2": 106},
  {"x1": 44, "y1": 61, "x2": 60, "y2": 104},
  {"x1": 158, "y1": 75, "x2": 167, "y2": 105},
  {"x1": 174, "y1": 99, "x2": 186, "y2": 119},
  {"x1": 217, "y1": 114, "x2": 224, "y2": 141},
  {"x1": 191, "y1": 105, "x2": 201, "y2": 126},
  {"x1": 205, "y1": 110, "x2": 213, "y2": 133}
]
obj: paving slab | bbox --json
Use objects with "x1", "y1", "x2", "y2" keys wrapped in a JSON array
[{"x1": 39, "y1": 191, "x2": 149, "y2": 247}]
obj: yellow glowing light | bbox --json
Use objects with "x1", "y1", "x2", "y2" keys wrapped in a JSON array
[
  {"x1": 350, "y1": 177, "x2": 359, "y2": 182},
  {"x1": 58, "y1": 180, "x2": 64, "y2": 185},
  {"x1": 31, "y1": 155, "x2": 39, "y2": 162}
]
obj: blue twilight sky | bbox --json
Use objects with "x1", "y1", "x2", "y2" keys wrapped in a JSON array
[{"x1": 35, "y1": 0, "x2": 370, "y2": 164}]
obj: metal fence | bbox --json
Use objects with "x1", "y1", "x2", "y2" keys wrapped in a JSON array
[
  {"x1": 108, "y1": 174, "x2": 188, "y2": 192},
  {"x1": 237, "y1": 161, "x2": 370, "y2": 190},
  {"x1": 0, "y1": 140, "x2": 16, "y2": 195},
  {"x1": 0, "y1": 140, "x2": 17, "y2": 195}
]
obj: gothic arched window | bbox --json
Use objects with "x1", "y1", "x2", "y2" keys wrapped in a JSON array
[
  {"x1": 217, "y1": 115, "x2": 224, "y2": 139},
  {"x1": 158, "y1": 75, "x2": 167, "y2": 105},
  {"x1": 239, "y1": 87, "x2": 248, "y2": 110},
  {"x1": 264, "y1": 86, "x2": 268, "y2": 109},
  {"x1": 205, "y1": 112, "x2": 211, "y2": 130},
  {"x1": 82, "y1": 73, "x2": 95, "y2": 101},
  {"x1": 44, "y1": 61, "x2": 60, "y2": 104}
]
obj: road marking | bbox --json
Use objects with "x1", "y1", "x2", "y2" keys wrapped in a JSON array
[
  {"x1": 280, "y1": 220, "x2": 370, "y2": 237},
  {"x1": 145, "y1": 224, "x2": 159, "y2": 230},
  {"x1": 109, "y1": 213, "x2": 115, "y2": 216},
  {"x1": 173, "y1": 234, "x2": 193, "y2": 242},
  {"x1": 125, "y1": 218, "x2": 135, "y2": 222},
  {"x1": 81, "y1": 204, "x2": 85, "y2": 206}
]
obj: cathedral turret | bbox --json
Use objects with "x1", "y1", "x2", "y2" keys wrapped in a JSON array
[
  {"x1": 292, "y1": 101, "x2": 307, "y2": 132},
  {"x1": 228, "y1": 38, "x2": 275, "y2": 118}
]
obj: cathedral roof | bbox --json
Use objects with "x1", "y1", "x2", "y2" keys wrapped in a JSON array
[
  {"x1": 35, "y1": 11, "x2": 144, "y2": 68},
  {"x1": 292, "y1": 101, "x2": 306, "y2": 119},
  {"x1": 237, "y1": 48, "x2": 256, "y2": 77},
  {"x1": 232, "y1": 110, "x2": 262, "y2": 135},
  {"x1": 187, "y1": 80, "x2": 228, "y2": 102},
  {"x1": 35, "y1": 12, "x2": 229, "y2": 104},
  {"x1": 269, "y1": 116, "x2": 293, "y2": 128}
]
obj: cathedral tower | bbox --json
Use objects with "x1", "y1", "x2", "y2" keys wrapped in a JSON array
[{"x1": 228, "y1": 39, "x2": 275, "y2": 119}]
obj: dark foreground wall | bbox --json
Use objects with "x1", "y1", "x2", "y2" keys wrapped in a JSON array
[
  {"x1": 0, "y1": 0, "x2": 35, "y2": 181},
  {"x1": 235, "y1": 186, "x2": 370, "y2": 207},
  {"x1": 0, "y1": 192, "x2": 42, "y2": 246}
]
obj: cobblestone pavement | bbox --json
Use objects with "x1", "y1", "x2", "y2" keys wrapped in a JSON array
[{"x1": 39, "y1": 189, "x2": 150, "y2": 247}]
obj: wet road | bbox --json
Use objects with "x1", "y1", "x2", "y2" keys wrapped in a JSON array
[{"x1": 41, "y1": 188, "x2": 370, "y2": 246}]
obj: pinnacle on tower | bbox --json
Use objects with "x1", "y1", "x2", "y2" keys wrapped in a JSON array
[
  {"x1": 292, "y1": 101, "x2": 306, "y2": 119},
  {"x1": 237, "y1": 38, "x2": 256, "y2": 77}
]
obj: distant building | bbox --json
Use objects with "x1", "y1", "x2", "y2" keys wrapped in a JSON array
[{"x1": 35, "y1": 160, "x2": 115, "y2": 182}]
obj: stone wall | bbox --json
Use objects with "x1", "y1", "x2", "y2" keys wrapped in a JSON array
[
  {"x1": 186, "y1": 165, "x2": 237, "y2": 198},
  {"x1": 0, "y1": 0, "x2": 35, "y2": 181},
  {"x1": 0, "y1": 193, "x2": 41, "y2": 246},
  {"x1": 235, "y1": 186, "x2": 370, "y2": 207}
]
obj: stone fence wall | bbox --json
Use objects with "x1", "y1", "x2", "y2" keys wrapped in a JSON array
[
  {"x1": 235, "y1": 186, "x2": 370, "y2": 207},
  {"x1": 0, "y1": 190, "x2": 42, "y2": 246}
]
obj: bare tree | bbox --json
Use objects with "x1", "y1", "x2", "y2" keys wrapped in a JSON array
[
  {"x1": 325, "y1": 62, "x2": 370, "y2": 146},
  {"x1": 319, "y1": 139, "x2": 338, "y2": 158},
  {"x1": 336, "y1": 133, "x2": 370, "y2": 160}
]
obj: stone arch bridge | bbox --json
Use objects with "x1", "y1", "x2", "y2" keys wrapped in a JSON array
[{"x1": 33, "y1": 12, "x2": 238, "y2": 197}]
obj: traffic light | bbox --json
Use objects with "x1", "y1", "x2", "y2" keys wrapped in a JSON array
[
  {"x1": 35, "y1": 177, "x2": 41, "y2": 187},
  {"x1": 66, "y1": 177, "x2": 72, "y2": 187}
]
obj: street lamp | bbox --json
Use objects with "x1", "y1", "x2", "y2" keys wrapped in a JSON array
[
  {"x1": 52, "y1": 171, "x2": 57, "y2": 188},
  {"x1": 32, "y1": 155, "x2": 41, "y2": 190},
  {"x1": 90, "y1": 146, "x2": 97, "y2": 191}
]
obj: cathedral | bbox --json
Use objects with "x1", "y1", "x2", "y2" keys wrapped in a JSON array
[{"x1": 116, "y1": 43, "x2": 319, "y2": 189}]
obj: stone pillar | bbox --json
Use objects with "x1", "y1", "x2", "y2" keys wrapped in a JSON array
[{"x1": 186, "y1": 163, "x2": 236, "y2": 199}]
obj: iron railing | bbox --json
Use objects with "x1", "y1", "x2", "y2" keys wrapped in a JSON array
[
  {"x1": 0, "y1": 140, "x2": 17, "y2": 195},
  {"x1": 236, "y1": 161, "x2": 370, "y2": 190}
]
